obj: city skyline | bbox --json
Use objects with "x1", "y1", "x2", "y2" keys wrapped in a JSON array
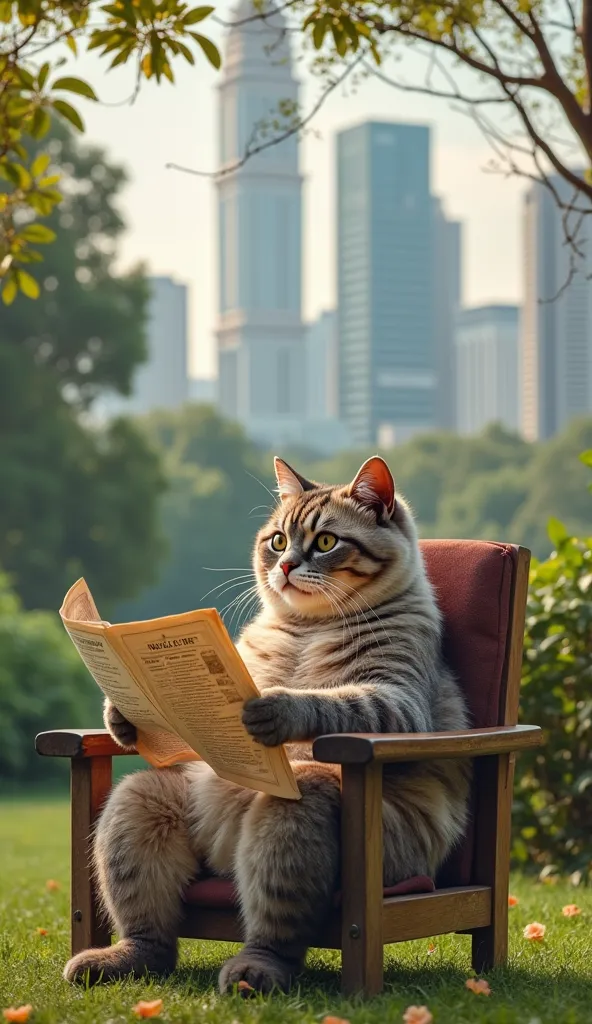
[{"x1": 68, "y1": 0, "x2": 525, "y2": 380}]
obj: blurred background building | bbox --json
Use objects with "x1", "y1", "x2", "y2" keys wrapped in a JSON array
[
  {"x1": 337, "y1": 121, "x2": 436, "y2": 448},
  {"x1": 455, "y1": 305, "x2": 519, "y2": 436},
  {"x1": 522, "y1": 175, "x2": 592, "y2": 441},
  {"x1": 93, "y1": 274, "x2": 189, "y2": 420},
  {"x1": 215, "y1": 0, "x2": 305, "y2": 448}
]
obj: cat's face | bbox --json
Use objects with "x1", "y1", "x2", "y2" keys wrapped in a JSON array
[{"x1": 254, "y1": 456, "x2": 420, "y2": 620}]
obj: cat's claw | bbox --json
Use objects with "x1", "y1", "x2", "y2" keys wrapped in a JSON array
[{"x1": 242, "y1": 692, "x2": 299, "y2": 746}]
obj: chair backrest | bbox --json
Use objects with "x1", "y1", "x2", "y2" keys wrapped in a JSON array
[{"x1": 419, "y1": 540, "x2": 530, "y2": 886}]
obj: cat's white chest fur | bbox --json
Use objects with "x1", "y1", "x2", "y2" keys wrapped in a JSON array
[{"x1": 236, "y1": 615, "x2": 350, "y2": 693}]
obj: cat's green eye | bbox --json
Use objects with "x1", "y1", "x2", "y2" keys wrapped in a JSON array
[
  {"x1": 315, "y1": 532, "x2": 337, "y2": 553},
  {"x1": 271, "y1": 533, "x2": 287, "y2": 552}
]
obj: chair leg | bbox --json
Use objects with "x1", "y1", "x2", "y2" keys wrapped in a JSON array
[
  {"x1": 70, "y1": 756, "x2": 113, "y2": 955},
  {"x1": 340, "y1": 763, "x2": 384, "y2": 997},
  {"x1": 470, "y1": 753, "x2": 513, "y2": 972}
]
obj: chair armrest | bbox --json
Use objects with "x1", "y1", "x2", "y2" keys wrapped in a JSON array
[
  {"x1": 35, "y1": 728, "x2": 137, "y2": 759},
  {"x1": 312, "y1": 724, "x2": 543, "y2": 765}
]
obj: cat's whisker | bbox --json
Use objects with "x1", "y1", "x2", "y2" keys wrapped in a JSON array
[
  {"x1": 322, "y1": 575, "x2": 395, "y2": 652},
  {"x1": 316, "y1": 576, "x2": 386, "y2": 664},
  {"x1": 244, "y1": 470, "x2": 278, "y2": 504},
  {"x1": 227, "y1": 591, "x2": 259, "y2": 633},
  {"x1": 223, "y1": 584, "x2": 261, "y2": 633},
  {"x1": 200, "y1": 575, "x2": 256, "y2": 603},
  {"x1": 202, "y1": 566, "x2": 253, "y2": 572}
]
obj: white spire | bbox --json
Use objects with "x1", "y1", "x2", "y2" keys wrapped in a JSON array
[{"x1": 223, "y1": 0, "x2": 292, "y2": 79}]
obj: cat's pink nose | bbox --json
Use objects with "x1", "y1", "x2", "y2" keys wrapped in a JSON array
[{"x1": 281, "y1": 561, "x2": 299, "y2": 577}]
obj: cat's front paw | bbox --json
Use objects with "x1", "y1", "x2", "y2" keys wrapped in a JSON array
[
  {"x1": 104, "y1": 700, "x2": 137, "y2": 749},
  {"x1": 242, "y1": 690, "x2": 302, "y2": 746}
]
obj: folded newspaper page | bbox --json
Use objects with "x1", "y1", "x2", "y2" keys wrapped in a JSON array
[{"x1": 60, "y1": 578, "x2": 301, "y2": 800}]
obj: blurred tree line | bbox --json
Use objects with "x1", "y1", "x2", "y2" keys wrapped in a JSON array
[
  {"x1": 1, "y1": 122, "x2": 165, "y2": 615},
  {"x1": 117, "y1": 411, "x2": 592, "y2": 624}
]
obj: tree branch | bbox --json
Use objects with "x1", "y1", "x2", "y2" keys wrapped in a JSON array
[
  {"x1": 582, "y1": 0, "x2": 592, "y2": 116},
  {"x1": 166, "y1": 49, "x2": 364, "y2": 179},
  {"x1": 526, "y1": 6, "x2": 592, "y2": 154}
]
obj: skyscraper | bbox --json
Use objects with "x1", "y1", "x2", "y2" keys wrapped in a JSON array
[
  {"x1": 522, "y1": 176, "x2": 592, "y2": 440},
  {"x1": 455, "y1": 305, "x2": 520, "y2": 435},
  {"x1": 216, "y1": 0, "x2": 305, "y2": 446},
  {"x1": 133, "y1": 276, "x2": 189, "y2": 413},
  {"x1": 337, "y1": 121, "x2": 435, "y2": 447},
  {"x1": 92, "y1": 275, "x2": 189, "y2": 421},
  {"x1": 305, "y1": 310, "x2": 338, "y2": 420},
  {"x1": 433, "y1": 199, "x2": 462, "y2": 429}
]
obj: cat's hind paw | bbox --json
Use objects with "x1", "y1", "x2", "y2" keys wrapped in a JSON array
[{"x1": 218, "y1": 947, "x2": 295, "y2": 995}]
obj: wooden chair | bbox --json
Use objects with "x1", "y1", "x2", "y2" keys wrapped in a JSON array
[{"x1": 36, "y1": 540, "x2": 543, "y2": 997}]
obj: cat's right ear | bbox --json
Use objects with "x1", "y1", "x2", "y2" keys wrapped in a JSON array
[{"x1": 274, "y1": 457, "x2": 316, "y2": 502}]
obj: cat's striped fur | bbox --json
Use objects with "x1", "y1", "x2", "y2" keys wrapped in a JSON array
[{"x1": 64, "y1": 456, "x2": 471, "y2": 995}]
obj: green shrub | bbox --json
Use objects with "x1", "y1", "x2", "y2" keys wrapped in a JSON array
[
  {"x1": 0, "y1": 571, "x2": 101, "y2": 784},
  {"x1": 514, "y1": 456, "x2": 592, "y2": 879}
]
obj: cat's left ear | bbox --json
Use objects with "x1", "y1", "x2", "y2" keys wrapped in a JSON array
[
  {"x1": 274, "y1": 457, "x2": 317, "y2": 502},
  {"x1": 349, "y1": 456, "x2": 396, "y2": 518}
]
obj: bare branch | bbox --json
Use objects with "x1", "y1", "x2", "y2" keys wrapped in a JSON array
[
  {"x1": 361, "y1": 57, "x2": 507, "y2": 106},
  {"x1": 166, "y1": 50, "x2": 364, "y2": 180},
  {"x1": 563, "y1": 0, "x2": 578, "y2": 35},
  {"x1": 213, "y1": 0, "x2": 299, "y2": 30},
  {"x1": 526, "y1": 6, "x2": 592, "y2": 153},
  {"x1": 582, "y1": 0, "x2": 592, "y2": 115},
  {"x1": 371, "y1": 19, "x2": 548, "y2": 90}
]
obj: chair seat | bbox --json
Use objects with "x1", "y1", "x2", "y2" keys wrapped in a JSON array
[{"x1": 184, "y1": 875, "x2": 435, "y2": 909}]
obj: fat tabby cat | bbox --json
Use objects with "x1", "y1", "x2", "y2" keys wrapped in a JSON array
[{"x1": 64, "y1": 455, "x2": 471, "y2": 993}]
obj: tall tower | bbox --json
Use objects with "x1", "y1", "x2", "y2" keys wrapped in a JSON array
[
  {"x1": 433, "y1": 199, "x2": 462, "y2": 430},
  {"x1": 216, "y1": 1, "x2": 305, "y2": 445},
  {"x1": 522, "y1": 176, "x2": 592, "y2": 440},
  {"x1": 337, "y1": 121, "x2": 435, "y2": 448}
]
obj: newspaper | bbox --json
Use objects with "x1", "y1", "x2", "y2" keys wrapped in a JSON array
[{"x1": 60, "y1": 578, "x2": 301, "y2": 800}]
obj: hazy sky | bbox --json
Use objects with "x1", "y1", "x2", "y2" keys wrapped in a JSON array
[{"x1": 73, "y1": 3, "x2": 525, "y2": 378}]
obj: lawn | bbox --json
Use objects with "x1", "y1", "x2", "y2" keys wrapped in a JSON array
[{"x1": 1, "y1": 798, "x2": 591, "y2": 1024}]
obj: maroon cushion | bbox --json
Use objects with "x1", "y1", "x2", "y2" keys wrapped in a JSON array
[
  {"x1": 419, "y1": 540, "x2": 517, "y2": 886},
  {"x1": 184, "y1": 874, "x2": 435, "y2": 909}
]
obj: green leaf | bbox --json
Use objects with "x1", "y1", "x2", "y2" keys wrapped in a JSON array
[
  {"x1": 548, "y1": 516, "x2": 569, "y2": 549},
  {"x1": 175, "y1": 40, "x2": 195, "y2": 64},
  {"x1": 1, "y1": 276, "x2": 18, "y2": 305},
  {"x1": 313, "y1": 17, "x2": 327, "y2": 49},
  {"x1": 31, "y1": 152, "x2": 51, "y2": 178},
  {"x1": 20, "y1": 223, "x2": 56, "y2": 244},
  {"x1": 331, "y1": 22, "x2": 348, "y2": 57},
  {"x1": 17, "y1": 270, "x2": 40, "y2": 299},
  {"x1": 52, "y1": 77, "x2": 98, "y2": 101},
  {"x1": 37, "y1": 62, "x2": 50, "y2": 89},
  {"x1": 182, "y1": 5, "x2": 214, "y2": 24},
  {"x1": 1, "y1": 162, "x2": 32, "y2": 188},
  {"x1": 52, "y1": 99, "x2": 85, "y2": 132},
  {"x1": 38, "y1": 174, "x2": 61, "y2": 187},
  {"x1": 27, "y1": 193, "x2": 54, "y2": 216},
  {"x1": 66, "y1": 35, "x2": 78, "y2": 56},
  {"x1": 579, "y1": 449, "x2": 592, "y2": 468},
  {"x1": 189, "y1": 32, "x2": 221, "y2": 68},
  {"x1": 31, "y1": 106, "x2": 51, "y2": 139},
  {"x1": 18, "y1": 67, "x2": 35, "y2": 90},
  {"x1": 342, "y1": 17, "x2": 359, "y2": 51}
]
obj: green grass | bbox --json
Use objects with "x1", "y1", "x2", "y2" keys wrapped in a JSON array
[{"x1": 1, "y1": 799, "x2": 591, "y2": 1024}]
